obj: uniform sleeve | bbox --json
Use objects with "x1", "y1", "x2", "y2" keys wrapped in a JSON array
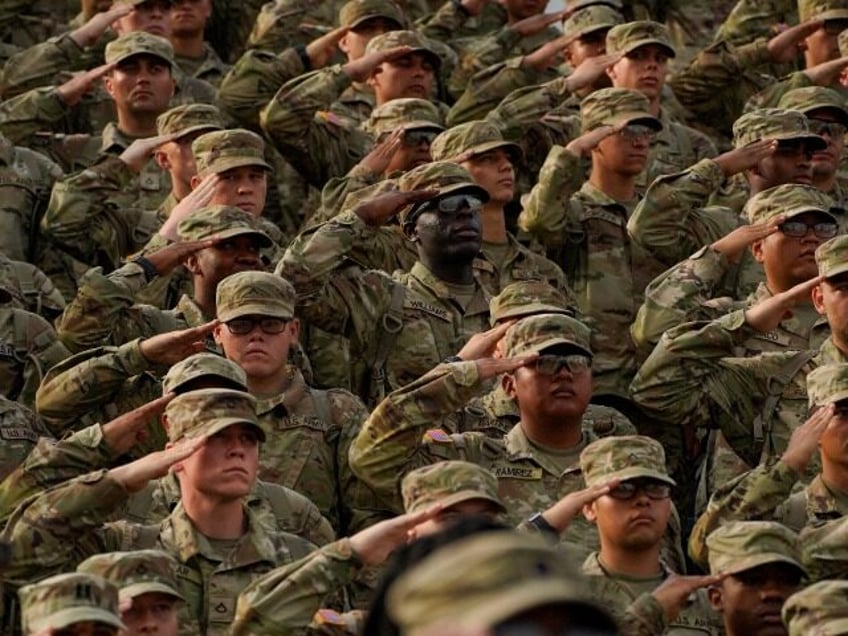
[
  {"x1": 11, "y1": 310, "x2": 72, "y2": 410},
  {"x1": 0, "y1": 33, "x2": 87, "y2": 98},
  {"x1": 0, "y1": 86, "x2": 69, "y2": 145},
  {"x1": 745, "y1": 70, "x2": 814, "y2": 111},
  {"x1": 483, "y1": 75, "x2": 574, "y2": 141},
  {"x1": 447, "y1": 26, "x2": 522, "y2": 99}
]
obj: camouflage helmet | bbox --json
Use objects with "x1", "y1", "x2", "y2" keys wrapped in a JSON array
[
  {"x1": 19, "y1": 572, "x2": 125, "y2": 634},
  {"x1": 706, "y1": 521, "x2": 805, "y2": 577},
  {"x1": 365, "y1": 98, "x2": 443, "y2": 137},
  {"x1": 778, "y1": 87, "x2": 848, "y2": 127},
  {"x1": 401, "y1": 460, "x2": 505, "y2": 514},
  {"x1": 105, "y1": 31, "x2": 174, "y2": 66},
  {"x1": 192, "y1": 129, "x2": 271, "y2": 176},
  {"x1": 430, "y1": 120, "x2": 521, "y2": 164},
  {"x1": 732, "y1": 108, "x2": 827, "y2": 150},
  {"x1": 807, "y1": 363, "x2": 848, "y2": 408},
  {"x1": 78, "y1": 550, "x2": 185, "y2": 602},
  {"x1": 364, "y1": 30, "x2": 441, "y2": 70},
  {"x1": 817, "y1": 235, "x2": 848, "y2": 280},
  {"x1": 387, "y1": 531, "x2": 614, "y2": 632},
  {"x1": 165, "y1": 388, "x2": 266, "y2": 443},
  {"x1": 396, "y1": 161, "x2": 489, "y2": 230},
  {"x1": 562, "y1": 4, "x2": 623, "y2": 41},
  {"x1": 798, "y1": 0, "x2": 848, "y2": 22},
  {"x1": 580, "y1": 87, "x2": 662, "y2": 133},
  {"x1": 339, "y1": 0, "x2": 404, "y2": 29},
  {"x1": 580, "y1": 434, "x2": 675, "y2": 487},
  {"x1": 162, "y1": 352, "x2": 248, "y2": 395},
  {"x1": 744, "y1": 183, "x2": 836, "y2": 225},
  {"x1": 216, "y1": 271, "x2": 296, "y2": 322},
  {"x1": 489, "y1": 280, "x2": 574, "y2": 326},
  {"x1": 606, "y1": 20, "x2": 676, "y2": 58},
  {"x1": 176, "y1": 205, "x2": 273, "y2": 246},
  {"x1": 156, "y1": 104, "x2": 224, "y2": 139},
  {"x1": 783, "y1": 580, "x2": 848, "y2": 636},
  {"x1": 502, "y1": 313, "x2": 592, "y2": 358}
]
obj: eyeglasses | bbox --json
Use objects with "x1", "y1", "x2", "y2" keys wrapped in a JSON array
[
  {"x1": 618, "y1": 124, "x2": 657, "y2": 143},
  {"x1": 534, "y1": 354, "x2": 592, "y2": 376},
  {"x1": 416, "y1": 194, "x2": 485, "y2": 216},
  {"x1": 823, "y1": 19, "x2": 848, "y2": 36},
  {"x1": 779, "y1": 220, "x2": 838, "y2": 239},
  {"x1": 809, "y1": 119, "x2": 847, "y2": 139},
  {"x1": 775, "y1": 140, "x2": 815, "y2": 158},
  {"x1": 403, "y1": 129, "x2": 439, "y2": 147},
  {"x1": 225, "y1": 317, "x2": 288, "y2": 335},
  {"x1": 607, "y1": 480, "x2": 671, "y2": 501}
]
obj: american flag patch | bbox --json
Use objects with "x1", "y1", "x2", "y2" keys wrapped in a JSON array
[{"x1": 424, "y1": 429, "x2": 451, "y2": 443}]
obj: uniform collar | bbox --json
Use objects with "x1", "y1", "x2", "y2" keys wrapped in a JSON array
[
  {"x1": 504, "y1": 423, "x2": 586, "y2": 476},
  {"x1": 808, "y1": 474, "x2": 848, "y2": 520},
  {"x1": 255, "y1": 366, "x2": 307, "y2": 416},
  {"x1": 409, "y1": 261, "x2": 491, "y2": 316}
]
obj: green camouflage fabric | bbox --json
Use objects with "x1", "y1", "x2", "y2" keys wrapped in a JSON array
[
  {"x1": 340, "y1": 0, "x2": 405, "y2": 28},
  {"x1": 0, "y1": 396, "x2": 50, "y2": 482},
  {"x1": 783, "y1": 580, "x2": 848, "y2": 635},
  {"x1": 562, "y1": 4, "x2": 623, "y2": 41},
  {"x1": 175, "y1": 42, "x2": 231, "y2": 88},
  {"x1": 430, "y1": 119, "x2": 520, "y2": 162},
  {"x1": 307, "y1": 608, "x2": 366, "y2": 635},
  {"x1": 799, "y1": 0, "x2": 848, "y2": 21},
  {"x1": 156, "y1": 103, "x2": 224, "y2": 138},
  {"x1": 605, "y1": 20, "x2": 676, "y2": 58},
  {"x1": 807, "y1": 363, "x2": 848, "y2": 407},
  {"x1": 165, "y1": 387, "x2": 266, "y2": 442},
  {"x1": 395, "y1": 161, "x2": 489, "y2": 228},
  {"x1": 706, "y1": 520, "x2": 804, "y2": 575},
  {"x1": 800, "y1": 515, "x2": 848, "y2": 580},
  {"x1": 841, "y1": 29, "x2": 848, "y2": 57},
  {"x1": 177, "y1": 204, "x2": 273, "y2": 244},
  {"x1": 77, "y1": 550, "x2": 184, "y2": 601},
  {"x1": 192, "y1": 129, "x2": 272, "y2": 176},
  {"x1": 502, "y1": 312, "x2": 592, "y2": 357},
  {"x1": 580, "y1": 434, "x2": 675, "y2": 487},
  {"x1": 363, "y1": 98, "x2": 443, "y2": 137},
  {"x1": 0, "y1": 252, "x2": 66, "y2": 323},
  {"x1": 246, "y1": 1, "x2": 347, "y2": 52},
  {"x1": 401, "y1": 460, "x2": 505, "y2": 513},
  {"x1": 19, "y1": 572, "x2": 124, "y2": 634},
  {"x1": 580, "y1": 87, "x2": 662, "y2": 133},
  {"x1": 778, "y1": 87, "x2": 848, "y2": 124},
  {"x1": 103, "y1": 31, "x2": 175, "y2": 66},
  {"x1": 364, "y1": 29, "x2": 441, "y2": 69},
  {"x1": 216, "y1": 271, "x2": 296, "y2": 322},
  {"x1": 162, "y1": 351, "x2": 248, "y2": 394},
  {"x1": 733, "y1": 108, "x2": 826, "y2": 149},
  {"x1": 745, "y1": 183, "x2": 836, "y2": 225},
  {"x1": 488, "y1": 279, "x2": 575, "y2": 325},
  {"x1": 816, "y1": 235, "x2": 848, "y2": 279}
]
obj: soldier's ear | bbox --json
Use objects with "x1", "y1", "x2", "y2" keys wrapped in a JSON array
[
  {"x1": 154, "y1": 148, "x2": 171, "y2": 171},
  {"x1": 750, "y1": 238, "x2": 765, "y2": 264},
  {"x1": 104, "y1": 75, "x2": 116, "y2": 98},
  {"x1": 287, "y1": 318, "x2": 301, "y2": 342},
  {"x1": 812, "y1": 283, "x2": 826, "y2": 315},
  {"x1": 212, "y1": 323, "x2": 225, "y2": 345},
  {"x1": 707, "y1": 586, "x2": 724, "y2": 612},
  {"x1": 582, "y1": 502, "x2": 598, "y2": 524},
  {"x1": 501, "y1": 372, "x2": 516, "y2": 399},
  {"x1": 184, "y1": 254, "x2": 201, "y2": 275},
  {"x1": 339, "y1": 32, "x2": 351, "y2": 56}
]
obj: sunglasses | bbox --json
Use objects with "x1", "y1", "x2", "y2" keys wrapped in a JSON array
[
  {"x1": 607, "y1": 479, "x2": 671, "y2": 501},
  {"x1": 618, "y1": 123, "x2": 657, "y2": 143},
  {"x1": 779, "y1": 220, "x2": 838, "y2": 239},
  {"x1": 809, "y1": 119, "x2": 848, "y2": 139},
  {"x1": 225, "y1": 317, "x2": 289, "y2": 335},
  {"x1": 402, "y1": 129, "x2": 439, "y2": 147},
  {"x1": 534, "y1": 354, "x2": 592, "y2": 376}
]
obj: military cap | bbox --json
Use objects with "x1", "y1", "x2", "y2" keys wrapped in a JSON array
[
  {"x1": 396, "y1": 161, "x2": 489, "y2": 230},
  {"x1": 156, "y1": 104, "x2": 224, "y2": 139},
  {"x1": 339, "y1": 0, "x2": 404, "y2": 29},
  {"x1": 192, "y1": 128, "x2": 271, "y2": 176},
  {"x1": 364, "y1": 30, "x2": 441, "y2": 70},
  {"x1": 778, "y1": 87, "x2": 848, "y2": 127},
  {"x1": 78, "y1": 550, "x2": 185, "y2": 602},
  {"x1": 489, "y1": 280, "x2": 573, "y2": 326},
  {"x1": 562, "y1": 4, "x2": 623, "y2": 41},
  {"x1": 606, "y1": 20, "x2": 676, "y2": 58},
  {"x1": 733, "y1": 108, "x2": 827, "y2": 150},
  {"x1": 745, "y1": 183, "x2": 836, "y2": 225},
  {"x1": 580, "y1": 87, "x2": 662, "y2": 133},
  {"x1": 580, "y1": 434, "x2": 675, "y2": 487},
  {"x1": 817, "y1": 235, "x2": 848, "y2": 279},
  {"x1": 387, "y1": 531, "x2": 613, "y2": 632},
  {"x1": 366, "y1": 98, "x2": 444, "y2": 137},
  {"x1": 799, "y1": 0, "x2": 848, "y2": 22},
  {"x1": 19, "y1": 572, "x2": 125, "y2": 634},
  {"x1": 165, "y1": 387, "x2": 265, "y2": 443},
  {"x1": 568, "y1": 0, "x2": 623, "y2": 9},
  {"x1": 807, "y1": 363, "x2": 848, "y2": 408},
  {"x1": 841, "y1": 28, "x2": 848, "y2": 57},
  {"x1": 502, "y1": 312, "x2": 592, "y2": 358},
  {"x1": 162, "y1": 352, "x2": 248, "y2": 395},
  {"x1": 401, "y1": 461, "x2": 505, "y2": 514},
  {"x1": 783, "y1": 580, "x2": 848, "y2": 636},
  {"x1": 105, "y1": 31, "x2": 174, "y2": 66},
  {"x1": 216, "y1": 271, "x2": 296, "y2": 322},
  {"x1": 706, "y1": 521, "x2": 805, "y2": 577},
  {"x1": 430, "y1": 120, "x2": 521, "y2": 163},
  {"x1": 176, "y1": 205, "x2": 273, "y2": 246}
]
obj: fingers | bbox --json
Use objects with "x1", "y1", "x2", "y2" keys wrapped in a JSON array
[
  {"x1": 785, "y1": 274, "x2": 826, "y2": 303},
  {"x1": 87, "y1": 62, "x2": 117, "y2": 80},
  {"x1": 133, "y1": 392, "x2": 176, "y2": 418},
  {"x1": 319, "y1": 25, "x2": 350, "y2": 45},
  {"x1": 402, "y1": 503, "x2": 443, "y2": 528},
  {"x1": 402, "y1": 188, "x2": 440, "y2": 204},
  {"x1": 169, "y1": 434, "x2": 208, "y2": 464},
  {"x1": 485, "y1": 319, "x2": 517, "y2": 342},
  {"x1": 381, "y1": 45, "x2": 415, "y2": 62},
  {"x1": 497, "y1": 353, "x2": 539, "y2": 372}
]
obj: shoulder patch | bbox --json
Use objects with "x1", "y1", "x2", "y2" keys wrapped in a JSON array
[
  {"x1": 315, "y1": 609, "x2": 346, "y2": 625},
  {"x1": 316, "y1": 110, "x2": 350, "y2": 127},
  {"x1": 423, "y1": 429, "x2": 452, "y2": 444}
]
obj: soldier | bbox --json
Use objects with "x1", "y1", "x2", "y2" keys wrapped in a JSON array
[
  {"x1": 0, "y1": 397, "x2": 51, "y2": 483},
  {"x1": 0, "y1": 252, "x2": 66, "y2": 322},
  {"x1": 18, "y1": 572, "x2": 124, "y2": 636},
  {"x1": 77, "y1": 550, "x2": 184, "y2": 636},
  {"x1": 782, "y1": 580, "x2": 848, "y2": 634},
  {"x1": 169, "y1": 0, "x2": 229, "y2": 85},
  {"x1": 579, "y1": 435, "x2": 724, "y2": 634},
  {"x1": 705, "y1": 521, "x2": 806, "y2": 636}
]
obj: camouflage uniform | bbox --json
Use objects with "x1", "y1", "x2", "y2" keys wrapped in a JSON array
[
  {"x1": 246, "y1": 0, "x2": 346, "y2": 52},
  {"x1": 799, "y1": 514, "x2": 848, "y2": 581},
  {"x1": 0, "y1": 252, "x2": 66, "y2": 322},
  {"x1": 0, "y1": 397, "x2": 50, "y2": 483},
  {"x1": 176, "y1": 43, "x2": 230, "y2": 88},
  {"x1": 783, "y1": 580, "x2": 848, "y2": 634},
  {"x1": 579, "y1": 436, "x2": 722, "y2": 635},
  {"x1": 77, "y1": 548, "x2": 184, "y2": 606}
]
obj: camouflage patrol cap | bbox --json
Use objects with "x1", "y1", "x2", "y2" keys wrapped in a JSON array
[
  {"x1": 568, "y1": 0, "x2": 623, "y2": 9},
  {"x1": 732, "y1": 108, "x2": 827, "y2": 150},
  {"x1": 706, "y1": 521, "x2": 805, "y2": 577},
  {"x1": 430, "y1": 120, "x2": 521, "y2": 164},
  {"x1": 176, "y1": 205, "x2": 273, "y2": 246},
  {"x1": 489, "y1": 280, "x2": 573, "y2": 326},
  {"x1": 396, "y1": 161, "x2": 489, "y2": 229},
  {"x1": 783, "y1": 580, "x2": 848, "y2": 636},
  {"x1": 388, "y1": 531, "x2": 613, "y2": 632},
  {"x1": 156, "y1": 104, "x2": 224, "y2": 139},
  {"x1": 798, "y1": 0, "x2": 848, "y2": 22},
  {"x1": 401, "y1": 460, "x2": 505, "y2": 514},
  {"x1": 165, "y1": 388, "x2": 265, "y2": 443},
  {"x1": 606, "y1": 20, "x2": 676, "y2": 58},
  {"x1": 800, "y1": 516, "x2": 848, "y2": 582},
  {"x1": 744, "y1": 183, "x2": 836, "y2": 225},
  {"x1": 364, "y1": 30, "x2": 442, "y2": 70},
  {"x1": 806, "y1": 363, "x2": 848, "y2": 408},
  {"x1": 580, "y1": 87, "x2": 662, "y2": 133},
  {"x1": 105, "y1": 31, "x2": 174, "y2": 66},
  {"x1": 580, "y1": 434, "x2": 675, "y2": 487},
  {"x1": 502, "y1": 313, "x2": 592, "y2": 358},
  {"x1": 817, "y1": 235, "x2": 848, "y2": 279},
  {"x1": 78, "y1": 550, "x2": 185, "y2": 603},
  {"x1": 192, "y1": 128, "x2": 271, "y2": 176},
  {"x1": 841, "y1": 28, "x2": 848, "y2": 56},
  {"x1": 339, "y1": 0, "x2": 404, "y2": 29},
  {"x1": 778, "y1": 87, "x2": 848, "y2": 127},
  {"x1": 19, "y1": 572, "x2": 125, "y2": 634},
  {"x1": 216, "y1": 271, "x2": 296, "y2": 322},
  {"x1": 366, "y1": 98, "x2": 444, "y2": 136},
  {"x1": 162, "y1": 352, "x2": 248, "y2": 395},
  {"x1": 562, "y1": 4, "x2": 623, "y2": 41}
]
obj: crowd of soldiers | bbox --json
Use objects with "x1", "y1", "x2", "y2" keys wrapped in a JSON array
[{"x1": 3, "y1": 0, "x2": 848, "y2": 634}]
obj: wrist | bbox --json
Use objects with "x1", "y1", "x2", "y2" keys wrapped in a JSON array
[
  {"x1": 131, "y1": 256, "x2": 159, "y2": 282},
  {"x1": 443, "y1": 355, "x2": 464, "y2": 364},
  {"x1": 527, "y1": 511, "x2": 559, "y2": 536},
  {"x1": 295, "y1": 44, "x2": 313, "y2": 72}
]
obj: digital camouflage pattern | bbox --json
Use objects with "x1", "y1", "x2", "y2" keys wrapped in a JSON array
[
  {"x1": 401, "y1": 460, "x2": 505, "y2": 514},
  {"x1": 816, "y1": 235, "x2": 848, "y2": 280},
  {"x1": 798, "y1": 0, "x2": 848, "y2": 21},
  {"x1": 339, "y1": 0, "x2": 405, "y2": 28},
  {"x1": 605, "y1": 20, "x2": 676, "y2": 57},
  {"x1": 162, "y1": 351, "x2": 248, "y2": 394},
  {"x1": 800, "y1": 515, "x2": 848, "y2": 581},
  {"x1": 732, "y1": 108, "x2": 826, "y2": 150},
  {"x1": 77, "y1": 549, "x2": 184, "y2": 602},
  {"x1": 165, "y1": 387, "x2": 265, "y2": 443},
  {"x1": 430, "y1": 120, "x2": 520, "y2": 162},
  {"x1": 502, "y1": 312, "x2": 592, "y2": 360},
  {"x1": 580, "y1": 434, "x2": 675, "y2": 487},
  {"x1": 363, "y1": 98, "x2": 443, "y2": 137},
  {"x1": 216, "y1": 271, "x2": 296, "y2": 322},
  {"x1": 783, "y1": 580, "x2": 848, "y2": 636},
  {"x1": 705, "y1": 520, "x2": 804, "y2": 576},
  {"x1": 488, "y1": 279, "x2": 574, "y2": 325},
  {"x1": 363, "y1": 30, "x2": 441, "y2": 70},
  {"x1": 103, "y1": 31, "x2": 175, "y2": 67},
  {"x1": 777, "y1": 87, "x2": 848, "y2": 125},
  {"x1": 579, "y1": 87, "x2": 662, "y2": 133},
  {"x1": 806, "y1": 363, "x2": 848, "y2": 408},
  {"x1": 192, "y1": 129, "x2": 272, "y2": 176},
  {"x1": 395, "y1": 161, "x2": 489, "y2": 229},
  {"x1": 744, "y1": 183, "x2": 836, "y2": 225},
  {"x1": 155, "y1": 103, "x2": 224, "y2": 139},
  {"x1": 19, "y1": 572, "x2": 124, "y2": 634},
  {"x1": 177, "y1": 204, "x2": 273, "y2": 245},
  {"x1": 561, "y1": 4, "x2": 623, "y2": 42}
]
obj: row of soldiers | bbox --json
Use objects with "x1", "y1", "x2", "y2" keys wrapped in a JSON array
[{"x1": 3, "y1": 0, "x2": 848, "y2": 633}]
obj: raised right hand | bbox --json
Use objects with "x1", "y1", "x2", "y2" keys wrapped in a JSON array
[
  {"x1": 743, "y1": 275, "x2": 824, "y2": 333},
  {"x1": 55, "y1": 63, "x2": 116, "y2": 107},
  {"x1": 710, "y1": 215, "x2": 782, "y2": 264}
]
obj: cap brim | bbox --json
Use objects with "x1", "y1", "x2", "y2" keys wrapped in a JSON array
[
  {"x1": 408, "y1": 47, "x2": 442, "y2": 70},
  {"x1": 821, "y1": 10, "x2": 848, "y2": 20},
  {"x1": 773, "y1": 133, "x2": 828, "y2": 152},
  {"x1": 203, "y1": 156, "x2": 273, "y2": 175},
  {"x1": 622, "y1": 38, "x2": 676, "y2": 58},
  {"x1": 30, "y1": 608, "x2": 126, "y2": 633},
  {"x1": 349, "y1": 13, "x2": 403, "y2": 29},
  {"x1": 398, "y1": 121, "x2": 445, "y2": 132},
  {"x1": 823, "y1": 262, "x2": 848, "y2": 280},
  {"x1": 219, "y1": 301, "x2": 293, "y2": 323},
  {"x1": 522, "y1": 335, "x2": 593, "y2": 358},
  {"x1": 614, "y1": 113, "x2": 663, "y2": 131},
  {"x1": 119, "y1": 582, "x2": 185, "y2": 603},
  {"x1": 564, "y1": 21, "x2": 616, "y2": 41},
  {"x1": 171, "y1": 123, "x2": 223, "y2": 139},
  {"x1": 490, "y1": 304, "x2": 572, "y2": 326},
  {"x1": 110, "y1": 50, "x2": 173, "y2": 67},
  {"x1": 409, "y1": 491, "x2": 506, "y2": 515},
  {"x1": 212, "y1": 227, "x2": 273, "y2": 248},
  {"x1": 186, "y1": 416, "x2": 267, "y2": 443},
  {"x1": 797, "y1": 105, "x2": 848, "y2": 127},
  {"x1": 718, "y1": 554, "x2": 807, "y2": 577},
  {"x1": 784, "y1": 205, "x2": 838, "y2": 224},
  {"x1": 590, "y1": 468, "x2": 676, "y2": 487},
  {"x1": 462, "y1": 139, "x2": 523, "y2": 163}
]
